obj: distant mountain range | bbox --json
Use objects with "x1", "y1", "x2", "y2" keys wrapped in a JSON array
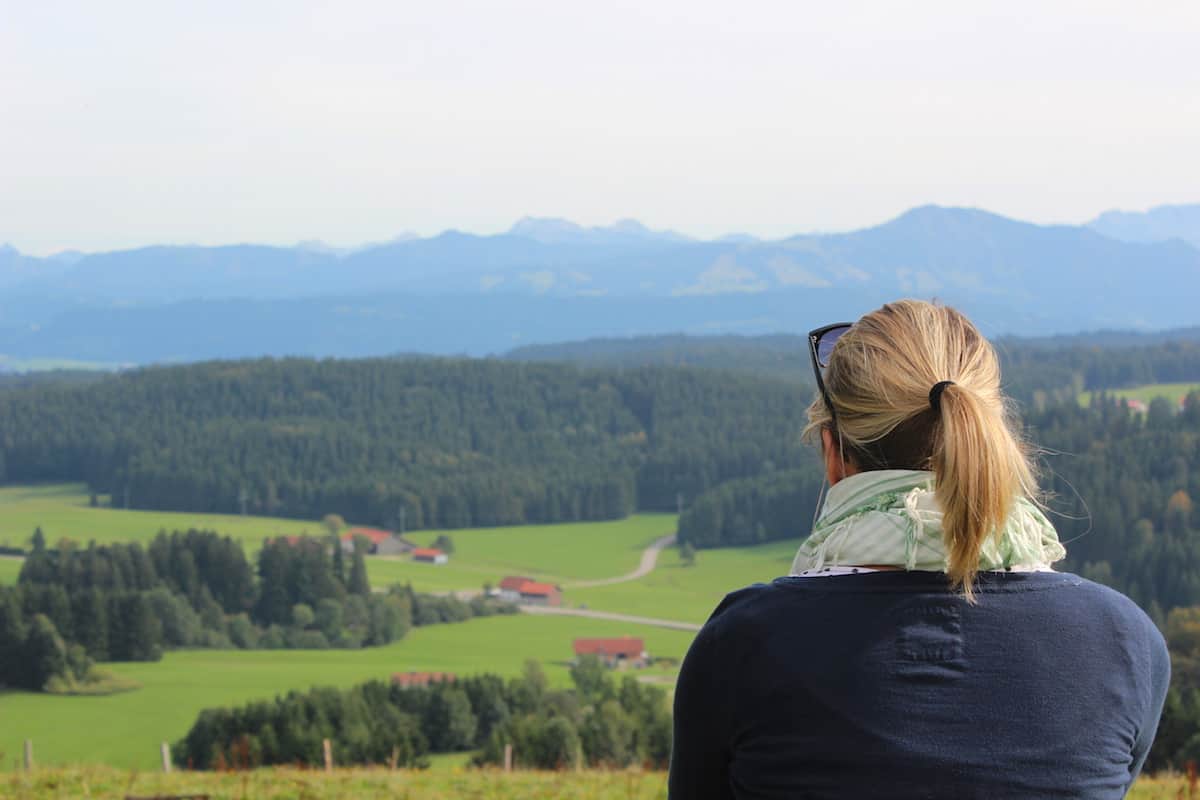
[
  {"x1": 1087, "y1": 204, "x2": 1200, "y2": 249},
  {"x1": 1, "y1": 204, "x2": 1198, "y2": 364}
]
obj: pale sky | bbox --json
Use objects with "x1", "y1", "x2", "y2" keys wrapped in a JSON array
[{"x1": 3, "y1": 0, "x2": 1199, "y2": 255}]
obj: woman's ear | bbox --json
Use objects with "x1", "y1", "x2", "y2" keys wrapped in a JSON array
[{"x1": 821, "y1": 427, "x2": 858, "y2": 485}]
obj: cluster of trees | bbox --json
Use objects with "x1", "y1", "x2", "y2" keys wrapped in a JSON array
[
  {"x1": 0, "y1": 358, "x2": 807, "y2": 527},
  {"x1": 0, "y1": 592, "x2": 97, "y2": 693},
  {"x1": 2, "y1": 529, "x2": 515, "y2": 692},
  {"x1": 174, "y1": 657, "x2": 670, "y2": 771},
  {"x1": 1029, "y1": 392, "x2": 1200, "y2": 620},
  {"x1": 1144, "y1": 607, "x2": 1200, "y2": 771}
]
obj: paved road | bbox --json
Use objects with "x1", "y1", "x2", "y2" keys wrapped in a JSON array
[
  {"x1": 520, "y1": 603, "x2": 701, "y2": 632},
  {"x1": 563, "y1": 533, "x2": 677, "y2": 588}
]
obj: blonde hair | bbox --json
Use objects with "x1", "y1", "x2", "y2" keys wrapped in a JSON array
[{"x1": 805, "y1": 300, "x2": 1036, "y2": 597}]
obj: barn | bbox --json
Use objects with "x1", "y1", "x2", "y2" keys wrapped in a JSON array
[
  {"x1": 572, "y1": 636, "x2": 648, "y2": 668},
  {"x1": 518, "y1": 581, "x2": 562, "y2": 607},
  {"x1": 340, "y1": 527, "x2": 415, "y2": 556},
  {"x1": 412, "y1": 547, "x2": 448, "y2": 565}
]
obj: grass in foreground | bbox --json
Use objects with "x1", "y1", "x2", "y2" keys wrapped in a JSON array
[
  {"x1": 0, "y1": 614, "x2": 696, "y2": 770},
  {"x1": 0, "y1": 767, "x2": 1184, "y2": 800},
  {"x1": 1, "y1": 766, "x2": 667, "y2": 800}
]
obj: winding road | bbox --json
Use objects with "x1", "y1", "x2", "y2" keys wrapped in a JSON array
[{"x1": 562, "y1": 533, "x2": 677, "y2": 588}]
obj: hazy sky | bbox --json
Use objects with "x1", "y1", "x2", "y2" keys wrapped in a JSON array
[{"x1": 3, "y1": 0, "x2": 1199, "y2": 255}]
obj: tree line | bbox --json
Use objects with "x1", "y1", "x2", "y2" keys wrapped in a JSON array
[
  {"x1": 174, "y1": 656, "x2": 670, "y2": 771},
  {"x1": 0, "y1": 358, "x2": 808, "y2": 527},
  {"x1": 1, "y1": 529, "x2": 514, "y2": 692},
  {"x1": 508, "y1": 330, "x2": 1200, "y2": 405}
]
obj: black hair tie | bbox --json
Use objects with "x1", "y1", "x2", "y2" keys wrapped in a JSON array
[{"x1": 929, "y1": 380, "x2": 955, "y2": 412}]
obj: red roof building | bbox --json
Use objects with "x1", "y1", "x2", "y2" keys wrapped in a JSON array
[
  {"x1": 343, "y1": 527, "x2": 393, "y2": 546},
  {"x1": 391, "y1": 671, "x2": 456, "y2": 689},
  {"x1": 412, "y1": 547, "x2": 448, "y2": 564},
  {"x1": 518, "y1": 581, "x2": 562, "y2": 607},
  {"x1": 573, "y1": 636, "x2": 646, "y2": 663},
  {"x1": 499, "y1": 576, "x2": 535, "y2": 592},
  {"x1": 339, "y1": 527, "x2": 415, "y2": 555}
]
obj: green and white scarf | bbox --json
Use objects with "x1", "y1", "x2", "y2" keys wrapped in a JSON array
[{"x1": 790, "y1": 469, "x2": 1066, "y2": 575}]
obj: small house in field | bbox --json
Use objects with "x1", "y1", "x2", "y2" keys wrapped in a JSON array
[
  {"x1": 412, "y1": 547, "x2": 448, "y2": 565},
  {"x1": 573, "y1": 636, "x2": 648, "y2": 668},
  {"x1": 340, "y1": 527, "x2": 414, "y2": 556},
  {"x1": 518, "y1": 581, "x2": 562, "y2": 607},
  {"x1": 391, "y1": 671, "x2": 456, "y2": 689},
  {"x1": 497, "y1": 575, "x2": 536, "y2": 602}
]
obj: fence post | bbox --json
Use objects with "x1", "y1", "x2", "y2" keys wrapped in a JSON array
[
  {"x1": 503, "y1": 742, "x2": 512, "y2": 773},
  {"x1": 323, "y1": 738, "x2": 333, "y2": 773},
  {"x1": 24, "y1": 739, "x2": 33, "y2": 771},
  {"x1": 161, "y1": 742, "x2": 172, "y2": 773},
  {"x1": 389, "y1": 746, "x2": 399, "y2": 771}
]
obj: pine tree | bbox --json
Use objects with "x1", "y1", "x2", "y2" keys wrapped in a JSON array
[
  {"x1": 24, "y1": 613, "x2": 69, "y2": 690},
  {"x1": 348, "y1": 541, "x2": 370, "y2": 597},
  {"x1": 0, "y1": 589, "x2": 28, "y2": 687}
]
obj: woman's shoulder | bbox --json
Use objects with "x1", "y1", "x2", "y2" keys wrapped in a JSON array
[{"x1": 699, "y1": 571, "x2": 1165, "y2": 648}]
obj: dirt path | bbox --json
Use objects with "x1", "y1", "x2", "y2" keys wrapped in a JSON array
[
  {"x1": 519, "y1": 603, "x2": 701, "y2": 632},
  {"x1": 562, "y1": 533, "x2": 677, "y2": 588}
]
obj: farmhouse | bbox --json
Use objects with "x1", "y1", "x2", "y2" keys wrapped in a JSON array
[
  {"x1": 340, "y1": 527, "x2": 415, "y2": 556},
  {"x1": 518, "y1": 581, "x2": 562, "y2": 607},
  {"x1": 573, "y1": 636, "x2": 648, "y2": 668},
  {"x1": 412, "y1": 547, "x2": 448, "y2": 565},
  {"x1": 391, "y1": 671, "x2": 456, "y2": 689},
  {"x1": 498, "y1": 575, "x2": 536, "y2": 602}
]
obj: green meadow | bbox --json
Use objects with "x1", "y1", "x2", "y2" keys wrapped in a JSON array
[
  {"x1": 1078, "y1": 381, "x2": 1200, "y2": 407},
  {"x1": 0, "y1": 483, "x2": 801, "y2": 772},
  {"x1": 0, "y1": 557, "x2": 20, "y2": 585},
  {"x1": 0, "y1": 614, "x2": 696, "y2": 771},
  {"x1": 369, "y1": 514, "x2": 676, "y2": 591},
  {"x1": 0, "y1": 484, "x2": 674, "y2": 593},
  {"x1": 571, "y1": 540, "x2": 799, "y2": 624},
  {"x1": 0, "y1": 484, "x2": 317, "y2": 552}
]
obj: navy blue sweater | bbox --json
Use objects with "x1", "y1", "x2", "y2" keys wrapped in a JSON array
[{"x1": 669, "y1": 571, "x2": 1169, "y2": 799}]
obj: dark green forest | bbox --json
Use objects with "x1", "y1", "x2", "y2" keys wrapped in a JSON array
[
  {"x1": 0, "y1": 359, "x2": 808, "y2": 528},
  {"x1": 174, "y1": 657, "x2": 670, "y2": 771}
]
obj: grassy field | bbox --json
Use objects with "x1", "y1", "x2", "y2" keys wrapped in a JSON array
[
  {"x1": 0, "y1": 484, "x2": 318, "y2": 552},
  {"x1": 572, "y1": 540, "x2": 798, "y2": 623},
  {"x1": 0, "y1": 485, "x2": 672, "y2": 593},
  {"x1": 0, "y1": 614, "x2": 696, "y2": 771},
  {"x1": 369, "y1": 514, "x2": 676, "y2": 591},
  {"x1": 0, "y1": 767, "x2": 1185, "y2": 799},
  {"x1": 1079, "y1": 381, "x2": 1200, "y2": 407},
  {"x1": 0, "y1": 556, "x2": 21, "y2": 585},
  {"x1": 0, "y1": 766, "x2": 669, "y2": 799}
]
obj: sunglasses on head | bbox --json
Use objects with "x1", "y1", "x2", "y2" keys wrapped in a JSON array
[{"x1": 808, "y1": 322, "x2": 852, "y2": 428}]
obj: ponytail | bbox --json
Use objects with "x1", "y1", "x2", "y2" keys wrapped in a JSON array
[
  {"x1": 931, "y1": 382, "x2": 1034, "y2": 600},
  {"x1": 805, "y1": 300, "x2": 1038, "y2": 599}
]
